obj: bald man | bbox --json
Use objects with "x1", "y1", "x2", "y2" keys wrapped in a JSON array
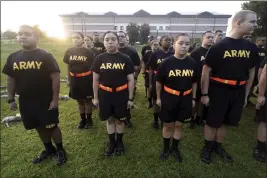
[{"x1": 200, "y1": 10, "x2": 258, "y2": 164}]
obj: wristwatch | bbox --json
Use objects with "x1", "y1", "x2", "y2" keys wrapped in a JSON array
[
  {"x1": 7, "y1": 98, "x2": 15, "y2": 103},
  {"x1": 128, "y1": 98, "x2": 134, "y2": 102},
  {"x1": 202, "y1": 94, "x2": 208, "y2": 96},
  {"x1": 192, "y1": 98, "x2": 196, "y2": 101}
]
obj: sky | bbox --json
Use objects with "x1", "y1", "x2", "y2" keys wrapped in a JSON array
[{"x1": 1, "y1": 1, "x2": 245, "y2": 38}]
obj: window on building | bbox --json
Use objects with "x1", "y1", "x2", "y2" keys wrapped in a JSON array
[
  {"x1": 114, "y1": 26, "x2": 118, "y2": 30},
  {"x1": 165, "y1": 26, "x2": 170, "y2": 30},
  {"x1": 150, "y1": 26, "x2": 157, "y2": 30},
  {"x1": 120, "y1": 26, "x2": 124, "y2": 30},
  {"x1": 159, "y1": 26, "x2": 163, "y2": 30}
]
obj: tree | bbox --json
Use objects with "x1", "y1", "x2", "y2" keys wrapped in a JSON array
[
  {"x1": 242, "y1": 1, "x2": 267, "y2": 37},
  {"x1": 139, "y1": 23, "x2": 150, "y2": 44},
  {"x1": 33, "y1": 24, "x2": 47, "y2": 38},
  {"x1": 126, "y1": 22, "x2": 140, "y2": 44},
  {"x1": 2, "y1": 30, "x2": 17, "y2": 41}
]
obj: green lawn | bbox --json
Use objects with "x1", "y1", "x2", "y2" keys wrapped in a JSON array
[{"x1": 0, "y1": 41, "x2": 265, "y2": 178}]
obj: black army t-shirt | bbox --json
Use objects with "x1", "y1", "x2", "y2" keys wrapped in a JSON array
[
  {"x1": 190, "y1": 46, "x2": 209, "y2": 75},
  {"x1": 147, "y1": 49, "x2": 174, "y2": 71},
  {"x1": 2, "y1": 48, "x2": 60, "y2": 98},
  {"x1": 63, "y1": 47, "x2": 95, "y2": 74},
  {"x1": 204, "y1": 37, "x2": 257, "y2": 81},
  {"x1": 260, "y1": 57, "x2": 266, "y2": 69},
  {"x1": 94, "y1": 42, "x2": 106, "y2": 54},
  {"x1": 257, "y1": 47, "x2": 266, "y2": 70},
  {"x1": 141, "y1": 45, "x2": 151, "y2": 57},
  {"x1": 142, "y1": 50, "x2": 152, "y2": 71},
  {"x1": 91, "y1": 52, "x2": 135, "y2": 87},
  {"x1": 156, "y1": 56, "x2": 198, "y2": 91},
  {"x1": 118, "y1": 47, "x2": 141, "y2": 66}
]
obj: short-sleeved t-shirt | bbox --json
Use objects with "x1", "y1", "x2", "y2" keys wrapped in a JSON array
[
  {"x1": 118, "y1": 47, "x2": 141, "y2": 66},
  {"x1": 147, "y1": 50, "x2": 174, "y2": 71},
  {"x1": 91, "y1": 52, "x2": 135, "y2": 87},
  {"x1": 141, "y1": 45, "x2": 151, "y2": 57},
  {"x1": 156, "y1": 56, "x2": 199, "y2": 91},
  {"x1": 204, "y1": 37, "x2": 258, "y2": 81},
  {"x1": 190, "y1": 46, "x2": 209, "y2": 75},
  {"x1": 2, "y1": 48, "x2": 60, "y2": 98},
  {"x1": 63, "y1": 47, "x2": 95, "y2": 73},
  {"x1": 93, "y1": 42, "x2": 106, "y2": 54},
  {"x1": 257, "y1": 47, "x2": 266, "y2": 70}
]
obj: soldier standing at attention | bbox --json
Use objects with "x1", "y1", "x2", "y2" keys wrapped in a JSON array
[
  {"x1": 188, "y1": 31, "x2": 214, "y2": 128},
  {"x1": 2, "y1": 25, "x2": 67, "y2": 166},
  {"x1": 91, "y1": 31, "x2": 135, "y2": 156},
  {"x1": 200, "y1": 10, "x2": 258, "y2": 164},
  {"x1": 63, "y1": 32, "x2": 95, "y2": 129},
  {"x1": 117, "y1": 31, "x2": 141, "y2": 128},
  {"x1": 156, "y1": 33, "x2": 198, "y2": 162},
  {"x1": 147, "y1": 35, "x2": 174, "y2": 129},
  {"x1": 92, "y1": 32, "x2": 106, "y2": 54}
]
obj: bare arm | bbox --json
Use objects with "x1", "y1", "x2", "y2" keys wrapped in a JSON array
[
  {"x1": 50, "y1": 72, "x2": 60, "y2": 102},
  {"x1": 156, "y1": 81, "x2": 162, "y2": 100},
  {"x1": 93, "y1": 72, "x2": 100, "y2": 99},
  {"x1": 127, "y1": 73, "x2": 135, "y2": 99},
  {"x1": 201, "y1": 65, "x2": 212, "y2": 94},
  {"x1": 258, "y1": 65, "x2": 266, "y2": 97},
  {"x1": 7, "y1": 76, "x2": 16, "y2": 100},
  {"x1": 245, "y1": 67, "x2": 255, "y2": 98},
  {"x1": 192, "y1": 82, "x2": 197, "y2": 98}
]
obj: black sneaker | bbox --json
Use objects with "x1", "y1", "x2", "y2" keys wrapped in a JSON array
[
  {"x1": 77, "y1": 120, "x2": 86, "y2": 129},
  {"x1": 124, "y1": 118, "x2": 132, "y2": 128},
  {"x1": 56, "y1": 149, "x2": 67, "y2": 166},
  {"x1": 215, "y1": 146, "x2": 233, "y2": 162},
  {"x1": 188, "y1": 120, "x2": 196, "y2": 129},
  {"x1": 104, "y1": 142, "x2": 115, "y2": 156},
  {"x1": 152, "y1": 121, "x2": 159, "y2": 129},
  {"x1": 160, "y1": 151, "x2": 169, "y2": 161},
  {"x1": 148, "y1": 102, "x2": 153, "y2": 109},
  {"x1": 201, "y1": 145, "x2": 212, "y2": 164},
  {"x1": 85, "y1": 118, "x2": 93, "y2": 129},
  {"x1": 253, "y1": 148, "x2": 267, "y2": 163},
  {"x1": 172, "y1": 149, "x2": 183, "y2": 162},
  {"x1": 115, "y1": 141, "x2": 125, "y2": 156},
  {"x1": 32, "y1": 147, "x2": 56, "y2": 164}
]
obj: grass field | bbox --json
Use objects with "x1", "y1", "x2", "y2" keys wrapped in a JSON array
[{"x1": 0, "y1": 41, "x2": 266, "y2": 178}]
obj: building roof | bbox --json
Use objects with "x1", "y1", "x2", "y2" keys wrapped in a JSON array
[{"x1": 59, "y1": 10, "x2": 231, "y2": 18}]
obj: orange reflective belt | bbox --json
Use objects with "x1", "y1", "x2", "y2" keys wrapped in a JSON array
[
  {"x1": 99, "y1": 84, "x2": 128, "y2": 92},
  {"x1": 164, "y1": 86, "x2": 192, "y2": 96},
  {"x1": 210, "y1": 77, "x2": 246, "y2": 86},
  {"x1": 69, "y1": 71, "x2": 92, "y2": 77}
]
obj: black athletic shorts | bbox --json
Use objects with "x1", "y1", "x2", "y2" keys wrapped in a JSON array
[
  {"x1": 160, "y1": 91, "x2": 192, "y2": 123},
  {"x1": 201, "y1": 105, "x2": 209, "y2": 121},
  {"x1": 69, "y1": 75, "x2": 93, "y2": 100},
  {"x1": 206, "y1": 83, "x2": 246, "y2": 128},
  {"x1": 98, "y1": 89, "x2": 130, "y2": 121},
  {"x1": 252, "y1": 70, "x2": 259, "y2": 87},
  {"x1": 19, "y1": 97, "x2": 59, "y2": 130}
]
